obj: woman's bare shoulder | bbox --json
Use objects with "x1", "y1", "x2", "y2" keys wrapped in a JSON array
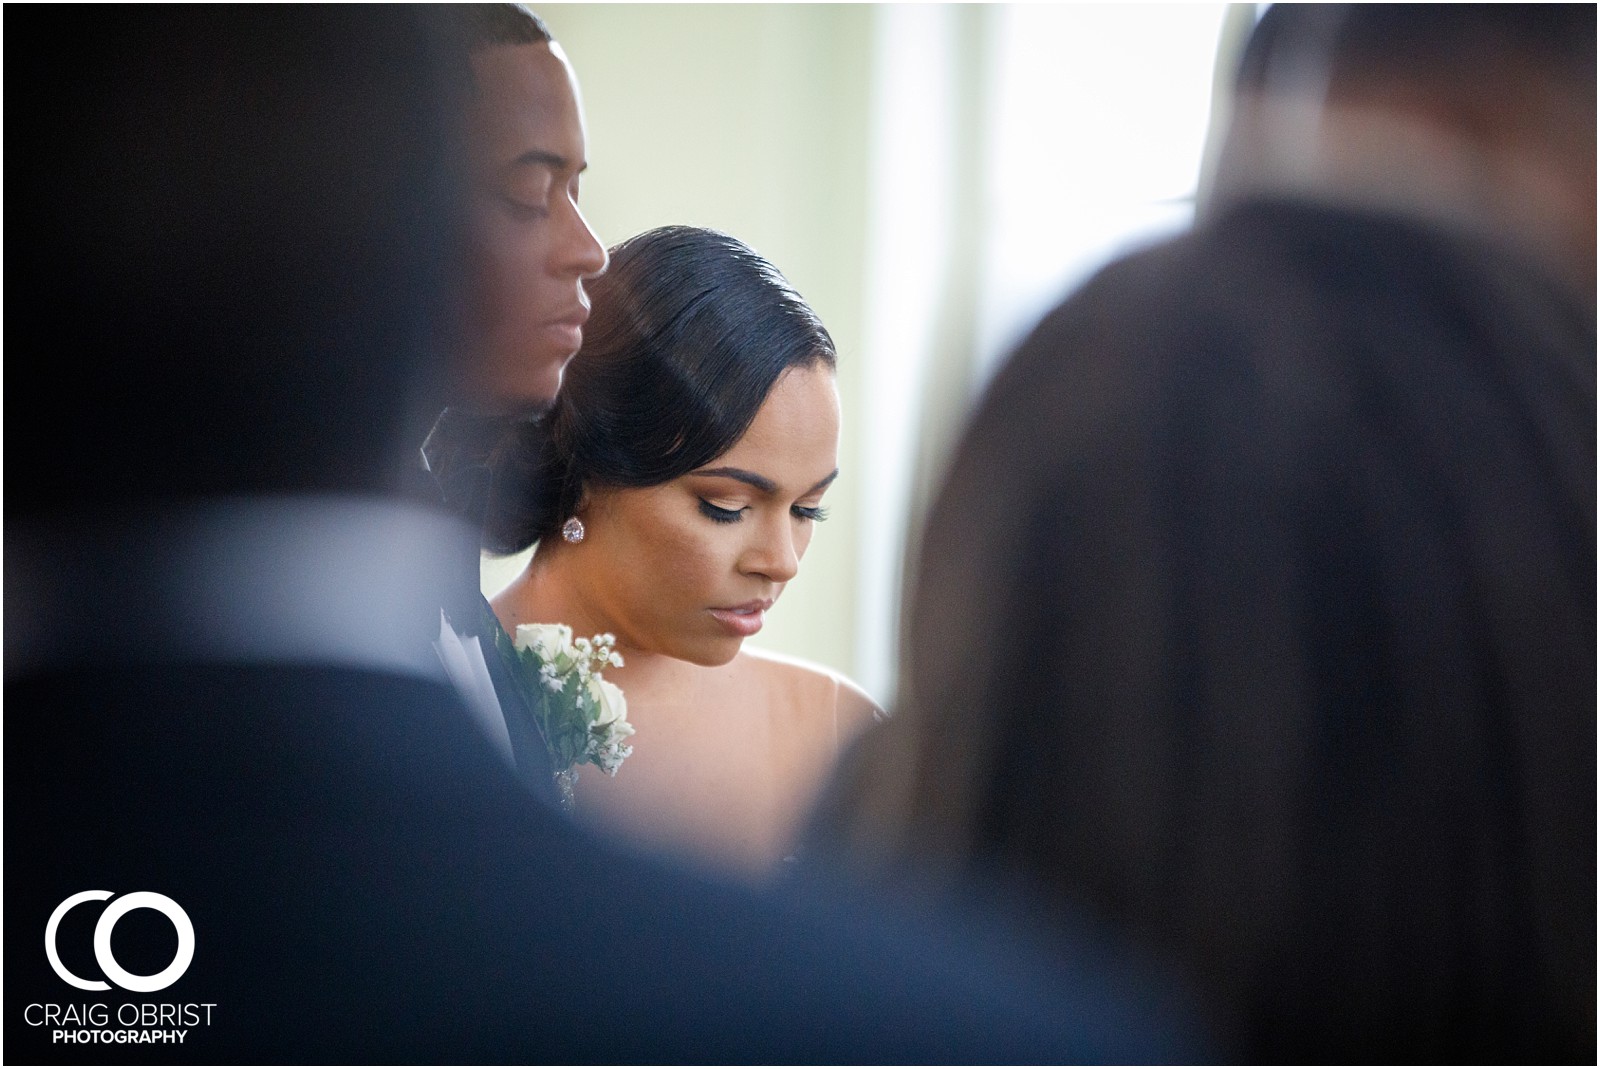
[
  {"x1": 733, "y1": 645, "x2": 857, "y2": 691},
  {"x1": 734, "y1": 646, "x2": 884, "y2": 737}
]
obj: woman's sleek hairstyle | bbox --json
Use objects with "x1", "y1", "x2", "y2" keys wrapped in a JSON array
[{"x1": 482, "y1": 225, "x2": 836, "y2": 554}]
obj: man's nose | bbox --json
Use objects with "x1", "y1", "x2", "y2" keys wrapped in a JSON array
[{"x1": 566, "y1": 203, "x2": 607, "y2": 280}]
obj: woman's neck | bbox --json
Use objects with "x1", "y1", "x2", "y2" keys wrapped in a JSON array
[{"x1": 490, "y1": 546, "x2": 699, "y2": 694}]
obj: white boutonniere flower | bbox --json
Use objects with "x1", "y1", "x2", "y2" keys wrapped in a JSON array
[
  {"x1": 584, "y1": 674, "x2": 633, "y2": 775},
  {"x1": 502, "y1": 624, "x2": 634, "y2": 811},
  {"x1": 520, "y1": 622, "x2": 577, "y2": 674}
]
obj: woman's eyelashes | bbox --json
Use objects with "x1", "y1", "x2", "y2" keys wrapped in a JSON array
[
  {"x1": 696, "y1": 499, "x2": 829, "y2": 524},
  {"x1": 698, "y1": 499, "x2": 744, "y2": 524}
]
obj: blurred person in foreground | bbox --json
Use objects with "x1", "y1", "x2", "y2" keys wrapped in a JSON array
[
  {"x1": 807, "y1": 4, "x2": 1594, "y2": 1062},
  {"x1": 3, "y1": 7, "x2": 1205, "y2": 1063}
]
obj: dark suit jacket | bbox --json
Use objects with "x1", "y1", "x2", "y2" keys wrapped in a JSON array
[
  {"x1": 4, "y1": 501, "x2": 1204, "y2": 1065},
  {"x1": 422, "y1": 406, "x2": 561, "y2": 808},
  {"x1": 448, "y1": 589, "x2": 562, "y2": 810}
]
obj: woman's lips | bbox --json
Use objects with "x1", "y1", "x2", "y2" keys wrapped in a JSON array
[{"x1": 708, "y1": 600, "x2": 772, "y2": 638}]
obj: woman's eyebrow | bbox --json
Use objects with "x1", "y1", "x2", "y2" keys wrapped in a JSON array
[
  {"x1": 694, "y1": 466, "x2": 840, "y2": 496},
  {"x1": 694, "y1": 466, "x2": 776, "y2": 493},
  {"x1": 806, "y1": 469, "x2": 841, "y2": 495}
]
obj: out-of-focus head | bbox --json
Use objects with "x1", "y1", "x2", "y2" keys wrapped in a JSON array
[
  {"x1": 1207, "y1": 3, "x2": 1596, "y2": 298},
  {"x1": 452, "y1": 4, "x2": 608, "y2": 415},
  {"x1": 486, "y1": 226, "x2": 840, "y2": 665},
  {"x1": 8, "y1": 7, "x2": 468, "y2": 516}
]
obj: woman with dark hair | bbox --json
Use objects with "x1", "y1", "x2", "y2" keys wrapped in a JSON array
[{"x1": 484, "y1": 224, "x2": 879, "y2": 878}]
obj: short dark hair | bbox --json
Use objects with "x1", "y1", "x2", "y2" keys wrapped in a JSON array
[
  {"x1": 1327, "y1": 3, "x2": 1594, "y2": 88},
  {"x1": 1236, "y1": 3, "x2": 1596, "y2": 97},
  {"x1": 481, "y1": 226, "x2": 837, "y2": 554},
  {"x1": 454, "y1": 3, "x2": 553, "y2": 51}
]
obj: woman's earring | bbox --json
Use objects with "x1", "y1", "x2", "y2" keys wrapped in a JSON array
[{"x1": 561, "y1": 517, "x2": 586, "y2": 544}]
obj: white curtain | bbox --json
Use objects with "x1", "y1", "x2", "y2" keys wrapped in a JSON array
[{"x1": 854, "y1": 3, "x2": 1249, "y2": 703}]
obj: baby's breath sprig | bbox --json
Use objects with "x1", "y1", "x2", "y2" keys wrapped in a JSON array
[{"x1": 494, "y1": 622, "x2": 635, "y2": 812}]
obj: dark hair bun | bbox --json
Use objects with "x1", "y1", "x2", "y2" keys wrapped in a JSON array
[{"x1": 482, "y1": 225, "x2": 836, "y2": 554}]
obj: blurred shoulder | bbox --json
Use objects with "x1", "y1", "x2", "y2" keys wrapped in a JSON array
[{"x1": 735, "y1": 646, "x2": 884, "y2": 740}]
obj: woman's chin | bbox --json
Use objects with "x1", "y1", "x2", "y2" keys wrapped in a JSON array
[{"x1": 677, "y1": 636, "x2": 745, "y2": 668}]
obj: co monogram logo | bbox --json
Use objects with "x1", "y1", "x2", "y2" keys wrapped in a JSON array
[{"x1": 46, "y1": 892, "x2": 195, "y2": 993}]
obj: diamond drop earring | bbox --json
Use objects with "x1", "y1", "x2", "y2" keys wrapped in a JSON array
[{"x1": 561, "y1": 517, "x2": 585, "y2": 544}]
